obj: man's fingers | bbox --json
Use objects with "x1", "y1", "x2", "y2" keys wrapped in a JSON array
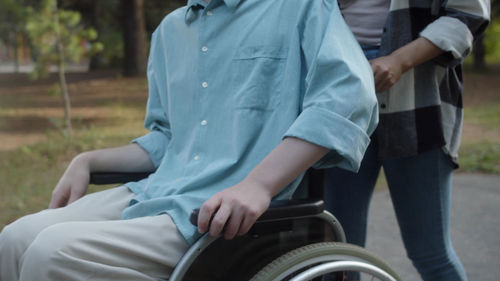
[
  {"x1": 67, "y1": 190, "x2": 84, "y2": 206},
  {"x1": 223, "y1": 208, "x2": 244, "y2": 240},
  {"x1": 49, "y1": 191, "x2": 68, "y2": 209},
  {"x1": 237, "y1": 209, "x2": 260, "y2": 236},
  {"x1": 209, "y1": 204, "x2": 231, "y2": 237},
  {"x1": 198, "y1": 196, "x2": 221, "y2": 233}
]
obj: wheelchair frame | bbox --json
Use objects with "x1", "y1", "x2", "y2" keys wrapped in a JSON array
[{"x1": 90, "y1": 171, "x2": 401, "y2": 281}]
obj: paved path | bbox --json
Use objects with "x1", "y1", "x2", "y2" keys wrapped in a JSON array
[
  {"x1": 0, "y1": 63, "x2": 88, "y2": 73},
  {"x1": 365, "y1": 173, "x2": 500, "y2": 281}
]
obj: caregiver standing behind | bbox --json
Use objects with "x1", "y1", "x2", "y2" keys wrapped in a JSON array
[{"x1": 325, "y1": 1, "x2": 490, "y2": 280}]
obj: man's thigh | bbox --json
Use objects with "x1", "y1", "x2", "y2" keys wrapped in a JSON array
[
  {"x1": 5, "y1": 187, "x2": 130, "y2": 247},
  {"x1": 6, "y1": 185, "x2": 133, "y2": 237},
  {"x1": 1, "y1": 186, "x2": 135, "y2": 280},
  {"x1": 20, "y1": 214, "x2": 189, "y2": 281}
]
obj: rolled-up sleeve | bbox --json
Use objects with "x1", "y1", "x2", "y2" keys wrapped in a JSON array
[
  {"x1": 132, "y1": 31, "x2": 171, "y2": 168},
  {"x1": 420, "y1": 0, "x2": 490, "y2": 66},
  {"x1": 284, "y1": 1, "x2": 378, "y2": 172}
]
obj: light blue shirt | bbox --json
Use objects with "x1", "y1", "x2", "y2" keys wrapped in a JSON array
[{"x1": 123, "y1": 0, "x2": 378, "y2": 244}]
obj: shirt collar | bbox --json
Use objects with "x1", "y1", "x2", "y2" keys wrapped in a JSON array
[
  {"x1": 186, "y1": 0, "x2": 242, "y2": 8},
  {"x1": 185, "y1": 0, "x2": 243, "y2": 23},
  {"x1": 222, "y1": 0, "x2": 243, "y2": 8}
]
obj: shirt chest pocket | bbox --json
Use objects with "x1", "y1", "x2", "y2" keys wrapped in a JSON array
[{"x1": 231, "y1": 45, "x2": 287, "y2": 111}]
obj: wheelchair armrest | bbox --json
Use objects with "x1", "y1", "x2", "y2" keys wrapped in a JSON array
[
  {"x1": 259, "y1": 199, "x2": 324, "y2": 220},
  {"x1": 89, "y1": 172, "x2": 153, "y2": 185},
  {"x1": 189, "y1": 199, "x2": 324, "y2": 227}
]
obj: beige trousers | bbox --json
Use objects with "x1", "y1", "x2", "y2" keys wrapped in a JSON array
[{"x1": 0, "y1": 186, "x2": 189, "y2": 281}]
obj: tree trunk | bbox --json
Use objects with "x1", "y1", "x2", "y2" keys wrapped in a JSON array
[
  {"x1": 58, "y1": 55, "x2": 72, "y2": 138},
  {"x1": 54, "y1": 1, "x2": 72, "y2": 137},
  {"x1": 473, "y1": 34, "x2": 486, "y2": 72},
  {"x1": 13, "y1": 26, "x2": 19, "y2": 73},
  {"x1": 89, "y1": 0, "x2": 102, "y2": 71},
  {"x1": 121, "y1": 0, "x2": 147, "y2": 76}
]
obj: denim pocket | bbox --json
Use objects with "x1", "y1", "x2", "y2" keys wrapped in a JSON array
[{"x1": 231, "y1": 45, "x2": 287, "y2": 111}]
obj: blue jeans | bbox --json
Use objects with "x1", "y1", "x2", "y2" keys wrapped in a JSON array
[
  {"x1": 324, "y1": 44, "x2": 467, "y2": 281},
  {"x1": 361, "y1": 45, "x2": 380, "y2": 60},
  {"x1": 325, "y1": 140, "x2": 468, "y2": 281}
]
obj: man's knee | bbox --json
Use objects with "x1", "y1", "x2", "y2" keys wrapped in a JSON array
[
  {"x1": 19, "y1": 223, "x2": 80, "y2": 279},
  {"x1": 22, "y1": 222, "x2": 77, "y2": 261},
  {"x1": 0, "y1": 223, "x2": 23, "y2": 264},
  {"x1": 1, "y1": 209, "x2": 71, "y2": 256},
  {"x1": 0, "y1": 217, "x2": 45, "y2": 281},
  {"x1": 0, "y1": 223, "x2": 18, "y2": 249},
  {"x1": 0, "y1": 216, "x2": 40, "y2": 255}
]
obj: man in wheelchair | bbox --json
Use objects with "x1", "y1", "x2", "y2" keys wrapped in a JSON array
[{"x1": 0, "y1": 0, "x2": 379, "y2": 280}]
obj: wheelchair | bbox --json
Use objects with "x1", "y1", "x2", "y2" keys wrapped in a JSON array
[{"x1": 90, "y1": 169, "x2": 401, "y2": 281}]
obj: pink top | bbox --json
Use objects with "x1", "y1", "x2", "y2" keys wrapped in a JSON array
[{"x1": 339, "y1": 0, "x2": 391, "y2": 46}]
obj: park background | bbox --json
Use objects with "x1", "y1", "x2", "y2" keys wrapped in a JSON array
[{"x1": 0, "y1": 1, "x2": 499, "y2": 279}]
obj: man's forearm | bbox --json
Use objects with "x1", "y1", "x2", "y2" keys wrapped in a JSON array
[
  {"x1": 49, "y1": 143, "x2": 155, "y2": 208},
  {"x1": 198, "y1": 137, "x2": 329, "y2": 238},
  {"x1": 78, "y1": 143, "x2": 156, "y2": 173},
  {"x1": 245, "y1": 137, "x2": 329, "y2": 197}
]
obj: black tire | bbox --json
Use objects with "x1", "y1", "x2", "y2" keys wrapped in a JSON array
[{"x1": 250, "y1": 242, "x2": 401, "y2": 281}]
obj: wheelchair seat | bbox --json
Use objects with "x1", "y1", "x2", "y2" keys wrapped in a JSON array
[{"x1": 90, "y1": 171, "x2": 401, "y2": 281}]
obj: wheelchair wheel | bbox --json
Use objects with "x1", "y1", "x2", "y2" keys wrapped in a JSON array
[{"x1": 250, "y1": 242, "x2": 401, "y2": 281}]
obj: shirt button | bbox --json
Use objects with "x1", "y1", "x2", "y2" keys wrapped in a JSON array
[
  {"x1": 201, "y1": 46, "x2": 208, "y2": 52},
  {"x1": 206, "y1": 10, "x2": 213, "y2": 16},
  {"x1": 194, "y1": 155, "x2": 200, "y2": 161},
  {"x1": 201, "y1": 120, "x2": 208, "y2": 126},
  {"x1": 202, "y1": 82, "x2": 208, "y2": 88}
]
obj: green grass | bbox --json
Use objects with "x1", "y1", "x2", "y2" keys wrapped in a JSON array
[
  {"x1": 0, "y1": 111, "x2": 146, "y2": 228},
  {"x1": 458, "y1": 141, "x2": 500, "y2": 174},
  {"x1": 0, "y1": 74, "x2": 148, "y2": 228},
  {"x1": 459, "y1": 102, "x2": 500, "y2": 173},
  {"x1": 464, "y1": 103, "x2": 500, "y2": 130}
]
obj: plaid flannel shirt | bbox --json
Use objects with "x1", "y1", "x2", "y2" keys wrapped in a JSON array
[{"x1": 371, "y1": 0, "x2": 490, "y2": 165}]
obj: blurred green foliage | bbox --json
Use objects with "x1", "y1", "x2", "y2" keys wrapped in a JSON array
[
  {"x1": 460, "y1": 103, "x2": 500, "y2": 174},
  {"x1": 464, "y1": 102, "x2": 500, "y2": 130},
  {"x1": 459, "y1": 141, "x2": 500, "y2": 173},
  {"x1": 1, "y1": 0, "x2": 499, "y2": 70},
  {"x1": 0, "y1": 122, "x2": 145, "y2": 227},
  {"x1": 485, "y1": 19, "x2": 500, "y2": 63},
  {"x1": 25, "y1": 0, "x2": 102, "y2": 79}
]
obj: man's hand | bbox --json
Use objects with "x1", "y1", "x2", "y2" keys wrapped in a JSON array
[
  {"x1": 197, "y1": 179, "x2": 272, "y2": 240},
  {"x1": 48, "y1": 144, "x2": 155, "y2": 209},
  {"x1": 197, "y1": 137, "x2": 329, "y2": 240},
  {"x1": 49, "y1": 153, "x2": 91, "y2": 209},
  {"x1": 370, "y1": 54, "x2": 405, "y2": 93}
]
